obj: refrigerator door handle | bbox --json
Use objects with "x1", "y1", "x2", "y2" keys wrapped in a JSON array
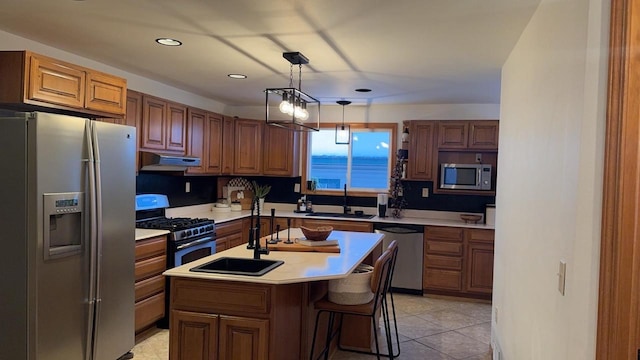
[
  {"x1": 91, "y1": 121, "x2": 105, "y2": 360},
  {"x1": 84, "y1": 120, "x2": 99, "y2": 360}
]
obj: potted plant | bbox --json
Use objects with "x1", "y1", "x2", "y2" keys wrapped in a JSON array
[{"x1": 251, "y1": 181, "x2": 271, "y2": 214}]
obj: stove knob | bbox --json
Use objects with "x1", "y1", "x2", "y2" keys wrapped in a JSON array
[{"x1": 186, "y1": 230, "x2": 192, "y2": 236}]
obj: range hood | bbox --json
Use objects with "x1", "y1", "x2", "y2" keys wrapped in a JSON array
[{"x1": 139, "y1": 151, "x2": 201, "y2": 171}]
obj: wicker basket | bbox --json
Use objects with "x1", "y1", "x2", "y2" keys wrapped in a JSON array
[{"x1": 328, "y1": 264, "x2": 374, "y2": 305}]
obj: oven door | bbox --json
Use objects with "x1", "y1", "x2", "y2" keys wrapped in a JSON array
[{"x1": 171, "y1": 235, "x2": 216, "y2": 268}]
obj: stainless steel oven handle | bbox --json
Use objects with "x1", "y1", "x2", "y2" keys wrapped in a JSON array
[{"x1": 176, "y1": 236, "x2": 214, "y2": 250}]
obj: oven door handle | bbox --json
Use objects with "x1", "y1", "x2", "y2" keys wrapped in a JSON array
[{"x1": 176, "y1": 236, "x2": 214, "y2": 250}]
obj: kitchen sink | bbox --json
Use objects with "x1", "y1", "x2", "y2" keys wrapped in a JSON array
[
  {"x1": 305, "y1": 212, "x2": 376, "y2": 219},
  {"x1": 189, "y1": 257, "x2": 284, "y2": 276}
]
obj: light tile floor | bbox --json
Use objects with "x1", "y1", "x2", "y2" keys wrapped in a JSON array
[{"x1": 132, "y1": 293, "x2": 492, "y2": 360}]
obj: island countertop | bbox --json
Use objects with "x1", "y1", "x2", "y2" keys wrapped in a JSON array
[{"x1": 163, "y1": 229, "x2": 384, "y2": 285}]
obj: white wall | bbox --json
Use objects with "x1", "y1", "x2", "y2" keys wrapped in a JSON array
[{"x1": 493, "y1": 0, "x2": 608, "y2": 358}]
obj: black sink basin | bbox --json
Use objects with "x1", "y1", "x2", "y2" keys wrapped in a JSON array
[
  {"x1": 305, "y1": 212, "x2": 376, "y2": 219},
  {"x1": 190, "y1": 257, "x2": 284, "y2": 276}
]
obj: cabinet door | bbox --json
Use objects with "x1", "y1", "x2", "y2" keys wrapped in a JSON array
[
  {"x1": 206, "y1": 113, "x2": 224, "y2": 174},
  {"x1": 218, "y1": 316, "x2": 268, "y2": 360},
  {"x1": 28, "y1": 53, "x2": 85, "y2": 108},
  {"x1": 234, "y1": 119, "x2": 262, "y2": 174},
  {"x1": 170, "y1": 310, "x2": 218, "y2": 360},
  {"x1": 465, "y1": 242, "x2": 494, "y2": 294},
  {"x1": 141, "y1": 96, "x2": 167, "y2": 150},
  {"x1": 166, "y1": 102, "x2": 187, "y2": 153},
  {"x1": 125, "y1": 90, "x2": 142, "y2": 128},
  {"x1": 126, "y1": 91, "x2": 143, "y2": 170},
  {"x1": 186, "y1": 108, "x2": 207, "y2": 174},
  {"x1": 222, "y1": 116, "x2": 235, "y2": 174},
  {"x1": 469, "y1": 121, "x2": 499, "y2": 150},
  {"x1": 263, "y1": 125, "x2": 298, "y2": 176},
  {"x1": 407, "y1": 121, "x2": 434, "y2": 180},
  {"x1": 437, "y1": 121, "x2": 468, "y2": 149},
  {"x1": 85, "y1": 70, "x2": 126, "y2": 115}
]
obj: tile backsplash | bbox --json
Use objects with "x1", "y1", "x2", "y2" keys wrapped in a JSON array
[{"x1": 136, "y1": 174, "x2": 494, "y2": 214}]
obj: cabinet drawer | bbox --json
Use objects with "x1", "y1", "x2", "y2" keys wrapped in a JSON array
[
  {"x1": 135, "y1": 274, "x2": 165, "y2": 302},
  {"x1": 426, "y1": 240, "x2": 463, "y2": 256},
  {"x1": 425, "y1": 226, "x2": 463, "y2": 242},
  {"x1": 173, "y1": 278, "x2": 270, "y2": 315},
  {"x1": 135, "y1": 292, "x2": 165, "y2": 333},
  {"x1": 135, "y1": 255, "x2": 166, "y2": 281},
  {"x1": 135, "y1": 236, "x2": 166, "y2": 260},
  {"x1": 425, "y1": 254, "x2": 462, "y2": 270},
  {"x1": 466, "y1": 228, "x2": 495, "y2": 243},
  {"x1": 424, "y1": 268, "x2": 462, "y2": 291},
  {"x1": 216, "y1": 220, "x2": 243, "y2": 237}
]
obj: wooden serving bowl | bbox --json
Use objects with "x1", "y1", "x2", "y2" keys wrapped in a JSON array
[
  {"x1": 460, "y1": 214, "x2": 482, "y2": 224},
  {"x1": 300, "y1": 226, "x2": 334, "y2": 241}
]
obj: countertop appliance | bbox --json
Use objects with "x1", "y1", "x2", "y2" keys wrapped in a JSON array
[
  {"x1": 0, "y1": 111, "x2": 136, "y2": 360},
  {"x1": 440, "y1": 163, "x2": 492, "y2": 191},
  {"x1": 135, "y1": 194, "x2": 216, "y2": 327},
  {"x1": 374, "y1": 223, "x2": 424, "y2": 294}
]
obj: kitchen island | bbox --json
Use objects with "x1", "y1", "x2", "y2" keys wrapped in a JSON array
[{"x1": 163, "y1": 230, "x2": 384, "y2": 360}]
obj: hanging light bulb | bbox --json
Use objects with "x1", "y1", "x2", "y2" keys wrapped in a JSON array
[
  {"x1": 335, "y1": 100, "x2": 351, "y2": 144},
  {"x1": 298, "y1": 101, "x2": 309, "y2": 120},
  {"x1": 279, "y1": 92, "x2": 293, "y2": 114}
]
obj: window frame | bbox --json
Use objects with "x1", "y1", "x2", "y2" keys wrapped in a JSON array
[{"x1": 301, "y1": 122, "x2": 398, "y2": 197}]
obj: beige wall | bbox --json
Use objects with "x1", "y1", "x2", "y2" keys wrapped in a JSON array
[{"x1": 493, "y1": 0, "x2": 609, "y2": 358}]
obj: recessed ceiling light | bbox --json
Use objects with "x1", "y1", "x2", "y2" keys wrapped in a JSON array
[
  {"x1": 355, "y1": 88, "x2": 372, "y2": 93},
  {"x1": 155, "y1": 38, "x2": 182, "y2": 46},
  {"x1": 228, "y1": 74, "x2": 247, "y2": 79}
]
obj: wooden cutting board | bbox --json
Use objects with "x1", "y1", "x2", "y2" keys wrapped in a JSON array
[{"x1": 258, "y1": 230, "x2": 340, "y2": 253}]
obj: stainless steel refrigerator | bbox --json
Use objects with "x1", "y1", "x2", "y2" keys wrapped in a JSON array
[{"x1": 0, "y1": 111, "x2": 136, "y2": 360}]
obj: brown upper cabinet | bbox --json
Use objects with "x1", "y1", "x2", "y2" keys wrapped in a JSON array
[
  {"x1": 221, "y1": 116, "x2": 235, "y2": 174},
  {"x1": 437, "y1": 120, "x2": 499, "y2": 150},
  {"x1": 0, "y1": 51, "x2": 126, "y2": 117},
  {"x1": 185, "y1": 108, "x2": 208, "y2": 174},
  {"x1": 140, "y1": 95, "x2": 187, "y2": 154},
  {"x1": 233, "y1": 119, "x2": 263, "y2": 175},
  {"x1": 406, "y1": 121, "x2": 435, "y2": 180},
  {"x1": 263, "y1": 124, "x2": 300, "y2": 176}
]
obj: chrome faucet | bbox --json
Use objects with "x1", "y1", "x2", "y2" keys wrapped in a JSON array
[{"x1": 343, "y1": 184, "x2": 351, "y2": 214}]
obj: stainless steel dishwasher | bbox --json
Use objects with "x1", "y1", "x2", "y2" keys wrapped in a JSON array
[{"x1": 374, "y1": 223, "x2": 424, "y2": 294}]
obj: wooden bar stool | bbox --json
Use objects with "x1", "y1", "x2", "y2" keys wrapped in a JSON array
[{"x1": 309, "y1": 248, "x2": 396, "y2": 360}]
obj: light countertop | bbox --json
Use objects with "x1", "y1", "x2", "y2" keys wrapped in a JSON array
[
  {"x1": 163, "y1": 230, "x2": 384, "y2": 285},
  {"x1": 135, "y1": 229, "x2": 170, "y2": 241},
  {"x1": 165, "y1": 203, "x2": 494, "y2": 230}
]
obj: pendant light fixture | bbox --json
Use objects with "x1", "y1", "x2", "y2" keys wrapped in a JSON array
[
  {"x1": 335, "y1": 100, "x2": 351, "y2": 144},
  {"x1": 265, "y1": 52, "x2": 320, "y2": 132}
]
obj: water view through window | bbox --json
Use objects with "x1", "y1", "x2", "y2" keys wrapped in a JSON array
[{"x1": 308, "y1": 129, "x2": 391, "y2": 191}]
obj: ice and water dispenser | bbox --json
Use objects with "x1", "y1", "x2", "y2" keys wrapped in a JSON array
[{"x1": 43, "y1": 192, "x2": 84, "y2": 260}]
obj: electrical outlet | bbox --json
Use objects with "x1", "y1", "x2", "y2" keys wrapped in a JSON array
[
  {"x1": 475, "y1": 153, "x2": 482, "y2": 163},
  {"x1": 422, "y1": 188, "x2": 429, "y2": 197},
  {"x1": 558, "y1": 260, "x2": 566, "y2": 295},
  {"x1": 185, "y1": 181, "x2": 191, "y2": 193},
  {"x1": 294, "y1": 183, "x2": 301, "y2": 192}
]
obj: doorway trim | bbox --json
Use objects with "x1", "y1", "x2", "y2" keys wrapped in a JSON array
[{"x1": 596, "y1": 0, "x2": 640, "y2": 358}]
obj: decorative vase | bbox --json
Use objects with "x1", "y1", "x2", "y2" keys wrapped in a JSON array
[{"x1": 259, "y1": 197, "x2": 265, "y2": 213}]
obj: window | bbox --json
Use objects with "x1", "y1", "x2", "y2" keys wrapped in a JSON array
[{"x1": 302, "y1": 123, "x2": 398, "y2": 195}]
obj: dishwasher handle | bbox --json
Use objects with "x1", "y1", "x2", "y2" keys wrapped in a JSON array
[{"x1": 373, "y1": 224, "x2": 424, "y2": 234}]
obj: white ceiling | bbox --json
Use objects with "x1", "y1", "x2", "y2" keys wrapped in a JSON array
[{"x1": 0, "y1": 0, "x2": 540, "y2": 106}]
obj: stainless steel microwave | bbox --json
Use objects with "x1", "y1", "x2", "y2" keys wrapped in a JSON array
[{"x1": 440, "y1": 163, "x2": 492, "y2": 190}]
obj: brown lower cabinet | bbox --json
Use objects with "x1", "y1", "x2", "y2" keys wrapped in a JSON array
[
  {"x1": 423, "y1": 226, "x2": 494, "y2": 299},
  {"x1": 169, "y1": 278, "x2": 300, "y2": 360},
  {"x1": 215, "y1": 219, "x2": 245, "y2": 252},
  {"x1": 135, "y1": 235, "x2": 167, "y2": 334}
]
